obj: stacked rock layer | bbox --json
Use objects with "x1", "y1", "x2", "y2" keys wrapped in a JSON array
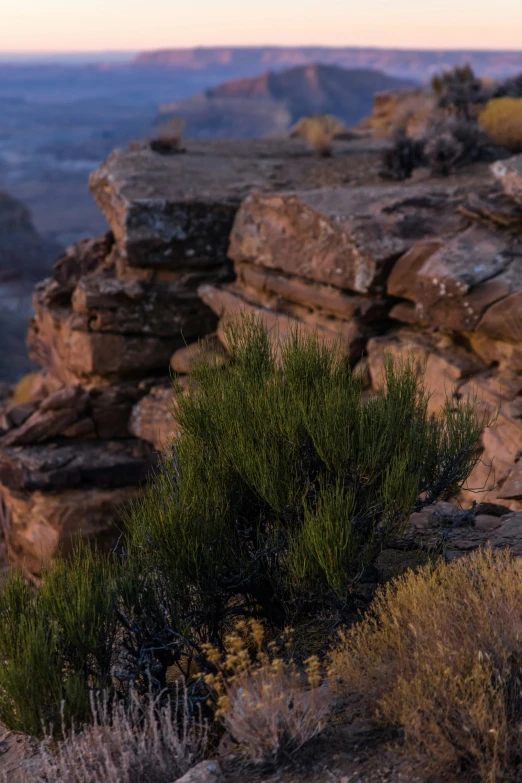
[
  {"x1": 2, "y1": 140, "x2": 522, "y2": 572},
  {"x1": 198, "y1": 154, "x2": 522, "y2": 514}
]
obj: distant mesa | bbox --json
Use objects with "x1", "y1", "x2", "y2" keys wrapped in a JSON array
[
  {"x1": 135, "y1": 47, "x2": 522, "y2": 82},
  {"x1": 158, "y1": 63, "x2": 416, "y2": 139}
]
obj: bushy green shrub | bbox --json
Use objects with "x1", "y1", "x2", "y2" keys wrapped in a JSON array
[
  {"x1": 125, "y1": 318, "x2": 482, "y2": 647},
  {"x1": 0, "y1": 545, "x2": 117, "y2": 736},
  {"x1": 0, "y1": 318, "x2": 483, "y2": 735}
]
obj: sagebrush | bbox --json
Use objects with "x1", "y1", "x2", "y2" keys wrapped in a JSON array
[{"x1": 330, "y1": 548, "x2": 522, "y2": 783}]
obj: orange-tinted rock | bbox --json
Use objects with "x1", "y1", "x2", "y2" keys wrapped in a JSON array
[
  {"x1": 129, "y1": 378, "x2": 190, "y2": 451},
  {"x1": 27, "y1": 302, "x2": 180, "y2": 385},
  {"x1": 1, "y1": 484, "x2": 140, "y2": 574},
  {"x1": 367, "y1": 329, "x2": 485, "y2": 414},
  {"x1": 413, "y1": 225, "x2": 517, "y2": 331},
  {"x1": 476, "y1": 289, "x2": 522, "y2": 344},
  {"x1": 170, "y1": 335, "x2": 229, "y2": 374},
  {"x1": 387, "y1": 238, "x2": 444, "y2": 300},
  {"x1": 199, "y1": 283, "x2": 367, "y2": 362},
  {"x1": 236, "y1": 262, "x2": 388, "y2": 323},
  {"x1": 229, "y1": 186, "x2": 465, "y2": 294},
  {"x1": 468, "y1": 331, "x2": 522, "y2": 372}
]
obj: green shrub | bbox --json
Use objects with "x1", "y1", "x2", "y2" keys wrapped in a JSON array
[
  {"x1": 0, "y1": 545, "x2": 118, "y2": 736},
  {"x1": 0, "y1": 318, "x2": 483, "y2": 735},
  {"x1": 124, "y1": 318, "x2": 482, "y2": 651}
]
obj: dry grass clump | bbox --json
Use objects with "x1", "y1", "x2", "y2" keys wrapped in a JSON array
[
  {"x1": 330, "y1": 548, "x2": 522, "y2": 782},
  {"x1": 292, "y1": 115, "x2": 339, "y2": 157},
  {"x1": 23, "y1": 684, "x2": 208, "y2": 783},
  {"x1": 479, "y1": 97, "x2": 522, "y2": 153},
  {"x1": 9, "y1": 372, "x2": 39, "y2": 407},
  {"x1": 204, "y1": 620, "x2": 332, "y2": 764}
]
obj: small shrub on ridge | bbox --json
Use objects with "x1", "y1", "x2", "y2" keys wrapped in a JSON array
[{"x1": 479, "y1": 97, "x2": 522, "y2": 153}]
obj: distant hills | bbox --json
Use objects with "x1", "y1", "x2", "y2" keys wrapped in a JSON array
[
  {"x1": 135, "y1": 47, "x2": 522, "y2": 82},
  {"x1": 159, "y1": 64, "x2": 416, "y2": 139}
]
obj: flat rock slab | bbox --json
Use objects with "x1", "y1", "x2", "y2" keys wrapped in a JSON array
[
  {"x1": 28, "y1": 299, "x2": 183, "y2": 385},
  {"x1": 229, "y1": 185, "x2": 466, "y2": 295},
  {"x1": 89, "y1": 142, "x2": 318, "y2": 269},
  {"x1": 71, "y1": 276, "x2": 217, "y2": 337},
  {"x1": 0, "y1": 439, "x2": 155, "y2": 492},
  {"x1": 235, "y1": 262, "x2": 388, "y2": 323},
  {"x1": 491, "y1": 154, "x2": 522, "y2": 208}
]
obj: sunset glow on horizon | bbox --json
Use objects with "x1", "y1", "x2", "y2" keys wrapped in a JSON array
[{"x1": 2, "y1": 0, "x2": 522, "y2": 54}]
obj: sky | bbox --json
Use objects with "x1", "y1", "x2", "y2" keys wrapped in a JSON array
[{"x1": 1, "y1": 0, "x2": 522, "y2": 53}]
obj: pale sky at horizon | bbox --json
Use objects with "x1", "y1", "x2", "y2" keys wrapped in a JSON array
[{"x1": 1, "y1": 0, "x2": 521, "y2": 53}]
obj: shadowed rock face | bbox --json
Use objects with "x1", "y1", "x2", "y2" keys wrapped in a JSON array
[
  {"x1": 0, "y1": 191, "x2": 63, "y2": 383},
  {"x1": 0, "y1": 191, "x2": 62, "y2": 282},
  {"x1": 3, "y1": 140, "x2": 522, "y2": 574}
]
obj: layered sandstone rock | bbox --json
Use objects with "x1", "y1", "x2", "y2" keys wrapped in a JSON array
[
  {"x1": 202, "y1": 150, "x2": 522, "y2": 513},
  {"x1": 3, "y1": 140, "x2": 522, "y2": 572}
]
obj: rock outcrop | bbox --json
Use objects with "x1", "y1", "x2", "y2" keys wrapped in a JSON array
[
  {"x1": 2, "y1": 139, "x2": 522, "y2": 572},
  {"x1": 0, "y1": 139, "x2": 388, "y2": 572},
  {"x1": 200, "y1": 151, "x2": 522, "y2": 514}
]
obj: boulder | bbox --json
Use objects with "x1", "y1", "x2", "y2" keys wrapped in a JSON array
[
  {"x1": 229, "y1": 185, "x2": 466, "y2": 295},
  {"x1": 88, "y1": 145, "x2": 275, "y2": 268},
  {"x1": 411, "y1": 225, "x2": 519, "y2": 332},
  {"x1": 491, "y1": 154, "x2": 522, "y2": 208}
]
